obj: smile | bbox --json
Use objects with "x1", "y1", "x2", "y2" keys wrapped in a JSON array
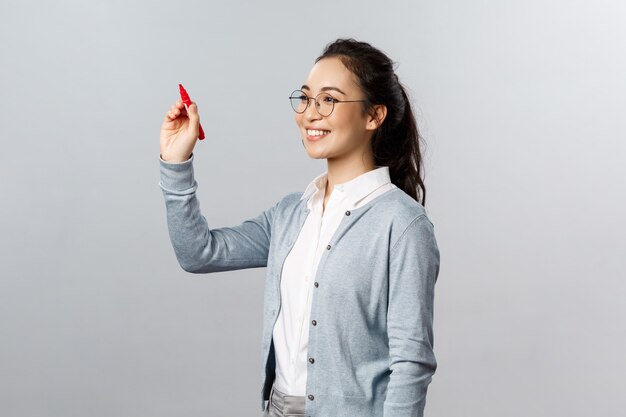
[{"x1": 306, "y1": 129, "x2": 331, "y2": 140}]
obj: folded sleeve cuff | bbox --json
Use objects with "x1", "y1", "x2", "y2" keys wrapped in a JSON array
[{"x1": 158, "y1": 153, "x2": 196, "y2": 192}]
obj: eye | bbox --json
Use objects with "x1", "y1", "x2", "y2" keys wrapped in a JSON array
[{"x1": 322, "y1": 95, "x2": 337, "y2": 103}]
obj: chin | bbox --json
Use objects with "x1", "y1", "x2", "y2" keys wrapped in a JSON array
[
  {"x1": 301, "y1": 135, "x2": 339, "y2": 160},
  {"x1": 304, "y1": 149, "x2": 327, "y2": 160},
  {"x1": 303, "y1": 144, "x2": 330, "y2": 160}
]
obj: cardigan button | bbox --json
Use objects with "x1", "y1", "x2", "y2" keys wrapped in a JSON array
[
  {"x1": 326, "y1": 244, "x2": 331, "y2": 250},
  {"x1": 308, "y1": 394, "x2": 314, "y2": 400},
  {"x1": 311, "y1": 319, "x2": 317, "y2": 326},
  {"x1": 345, "y1": 210, "x2": 350, "y2": 216},
  {"x1": 308, "y1": 357, "x2": 315, "y2": 363}
]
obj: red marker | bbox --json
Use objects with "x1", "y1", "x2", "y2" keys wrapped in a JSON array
[{"x1": 178, "y1": 83, "x2": 205, "y2": 140}]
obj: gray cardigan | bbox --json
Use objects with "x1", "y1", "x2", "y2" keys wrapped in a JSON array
[{"x1": 158, "y1": 154, "x2": 440, "y2": 417}]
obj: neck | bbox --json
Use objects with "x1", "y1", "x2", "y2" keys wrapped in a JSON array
[{"x1": 324, "y1": 151, "x2": 376, "y2": 196}]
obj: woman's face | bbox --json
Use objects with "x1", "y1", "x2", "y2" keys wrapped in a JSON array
[{"x1": 295, "y1": 57, "x2": 381, "y2": 161}]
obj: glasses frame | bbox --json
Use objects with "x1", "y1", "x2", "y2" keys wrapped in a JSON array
[{"x1": 288, "y1": 89, "x2": 368, "y2": 117}]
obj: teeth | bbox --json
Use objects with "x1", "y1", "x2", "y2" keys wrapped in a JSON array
[{"x1": 307, "y1": 129, "x2": 331, "y2": 136}]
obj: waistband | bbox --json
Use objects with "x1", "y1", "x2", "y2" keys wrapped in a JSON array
[{"x1": 269, "y1": 384, "x2": 306, "y2": 415}]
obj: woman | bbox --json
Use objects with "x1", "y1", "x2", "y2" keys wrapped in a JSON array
[{"x1": 158, "y1": 38, "x2": 440, "y2": 417}]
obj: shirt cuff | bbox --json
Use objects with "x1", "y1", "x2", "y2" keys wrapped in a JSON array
[{"x1": 158, "y1": 153, "x2": 196, "y2": 191}]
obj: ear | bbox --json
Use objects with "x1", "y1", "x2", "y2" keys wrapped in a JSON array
[{"x1": 365, "y1": 104, "x2": 387, "y2": 131}]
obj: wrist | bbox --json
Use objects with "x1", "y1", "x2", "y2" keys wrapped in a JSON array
[{"x1": 159, "y1": 153, "x2": 193, "y2": 163}]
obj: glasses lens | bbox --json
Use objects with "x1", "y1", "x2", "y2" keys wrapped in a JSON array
[
  {"x1": 289, "y1": 90, "x2": 308, "y2": 113},
  {"x1": 316, "y1": 93, "x2": 335, "y2": 117}
]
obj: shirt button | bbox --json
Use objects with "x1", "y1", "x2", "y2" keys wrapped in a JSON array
[
  {"x1": 308, "y1": 357, "x2": 315, "y2": 364},
  {"x1": 345, "y1": 210, "x2": 350, "y2": 216},
  {"x1": 326, "y1": 244, "x2": 331, "y2": 250},
  {"x1": 308, "y1": 394, "x2": 314, "y2": 400},
  {"x1": 311, "y1": 319, "x2": 317, "y2": 326},
  {"x1": 314, "y1": 282, "x2": 319, "y2": 288}
]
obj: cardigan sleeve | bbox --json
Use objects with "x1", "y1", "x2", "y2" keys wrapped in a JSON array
[
  {"x1": 158, "y1": 153, "x2": 279, "y2": 273},
  {"x1": 383, "y1": 214, "x2": 440, "y2": 417}
]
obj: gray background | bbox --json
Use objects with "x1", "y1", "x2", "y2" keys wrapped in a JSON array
[{"x1": 1, "y1": 0, "x2": 624, "y2": 416}]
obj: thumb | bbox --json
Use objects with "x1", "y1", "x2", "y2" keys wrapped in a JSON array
[
  {"x1": 187, "y1": 102, "x2": 199, "y2": 119},
  {"x1": 185, "y1": 102, "x2": 200, "y2": 136}
]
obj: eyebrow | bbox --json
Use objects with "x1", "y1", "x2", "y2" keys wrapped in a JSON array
[{"x1": 301, "y1": 84, "x2": 346, "y2": 96}]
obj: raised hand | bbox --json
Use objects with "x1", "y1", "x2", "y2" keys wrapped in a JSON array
[{"x1": 159, "y1": 99, "x2": 202, "y2": 163}]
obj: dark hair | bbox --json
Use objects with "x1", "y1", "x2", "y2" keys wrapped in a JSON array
[{"x1": 315, "y1": 38, "x2": 428, "y2": 206}]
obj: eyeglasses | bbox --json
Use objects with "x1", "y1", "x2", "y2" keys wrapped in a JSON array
[{"x1": 288, "y1": 89, "x2": 368, "y2": 117}]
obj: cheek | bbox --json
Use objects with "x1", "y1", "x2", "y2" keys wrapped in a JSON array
[{"x1": 328, "y1": 114, "x2": 354, "y2": 136}]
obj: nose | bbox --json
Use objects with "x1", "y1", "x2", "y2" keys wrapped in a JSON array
[{"x1": 303, "y1": 97, "x2": 322, "y2": 121}]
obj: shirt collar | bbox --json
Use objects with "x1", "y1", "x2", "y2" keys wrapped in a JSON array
[{"x1": 300, "y1": 166, "x2": 392, "y2": 209}]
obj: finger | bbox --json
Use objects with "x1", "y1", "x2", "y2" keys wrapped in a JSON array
[
  {"x1": 186, "y1": 102, "x2": 198, "y2": 123},
  {"x1": 184, "y1": 100, "x2": 196, "y2": 114},
  {"x1": 167, "y1": 106, "x2": 185, "y2": 120},
  {"x1": 170, "y1": 105, "x2": 182, "y2": 117}
]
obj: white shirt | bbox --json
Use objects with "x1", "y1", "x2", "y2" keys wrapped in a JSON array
[{"x1": 271, "y1": 165, "x2": 398, "y2": 395}]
